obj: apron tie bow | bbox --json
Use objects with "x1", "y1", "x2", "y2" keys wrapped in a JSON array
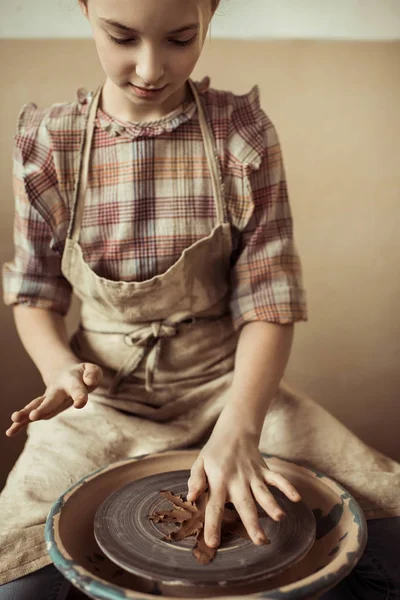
[{"x1": 111, "y1": 321, "x2": 181, "y2": 394}]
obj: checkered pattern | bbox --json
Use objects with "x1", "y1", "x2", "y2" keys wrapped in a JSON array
[{"x1": 2, "y1": 79, "x2": 307, "y2": 328}]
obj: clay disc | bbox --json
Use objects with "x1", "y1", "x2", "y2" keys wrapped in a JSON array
[{"x1": 94, "y1": 470, "x2": 316, "y2": 593}]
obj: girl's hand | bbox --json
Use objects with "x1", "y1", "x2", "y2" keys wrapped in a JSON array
[
  {"x1": 187, "y1": 412, "x2": 301, "y2": 548},
  {"x1": 5, "y1": 362, "x2": 103, "y2": 437}
]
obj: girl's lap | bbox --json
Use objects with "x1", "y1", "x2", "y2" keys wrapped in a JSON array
[{"x1": 0, "y1": 565, "x2": 70, "y2": 600}]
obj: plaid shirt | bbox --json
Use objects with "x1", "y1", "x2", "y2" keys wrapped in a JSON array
[{"x1": 2, "y1": 78, "x2": 307, "y2": 329}]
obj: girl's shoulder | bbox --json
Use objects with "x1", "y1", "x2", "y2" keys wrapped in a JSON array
[
  {"x1": 16, "y1": 88, "x2": 90, "y2": 136},
  {"x1": 14, "y1": 89, "x2": 92, "y2": 165},
  {"x1": 199, "y1": 78, "x2": 275, "y2": 169}
]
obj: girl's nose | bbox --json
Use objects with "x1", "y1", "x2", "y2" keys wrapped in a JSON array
[{"x1": 135, "y1": 46, "x2": 164, "y2": 87}]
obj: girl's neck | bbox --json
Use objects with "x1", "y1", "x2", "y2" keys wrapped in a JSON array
[{"x1": 100, "y1": 78, "x2": 190, "y2": 124}]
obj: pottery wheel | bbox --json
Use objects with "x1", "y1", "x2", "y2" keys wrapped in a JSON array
[{"x1": 94, "y1": 470, "x2": 316, "y2": 592}]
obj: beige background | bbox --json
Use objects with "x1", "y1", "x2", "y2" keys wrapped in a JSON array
[
  {"x1": 3, "y1": 0, "x2": 400, "y2": 40},
  {"x1": 0, "y1": 39, "x2": 399, "y2": 490}
]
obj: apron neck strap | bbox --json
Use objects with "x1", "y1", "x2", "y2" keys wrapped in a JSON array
[
  {"x1": 187, "y1": 79, "x2": 226, "y2": 225},
  {"x1": 68, "y1": 80, "x2": 226, "y2": 242},
  {"x1": 69, "y1": 86, "x2": 102, "y2": 242}
]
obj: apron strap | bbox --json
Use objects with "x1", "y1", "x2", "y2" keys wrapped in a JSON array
[
  {"x1": 68, "y1": 80, "x2": 226, "y2": 242},
  {"x1": 68, "y1": 86, "x2": 102, "y2": 242},
  {"x1": 188, "y1": 79, "x2": 226, "y2": 225}
]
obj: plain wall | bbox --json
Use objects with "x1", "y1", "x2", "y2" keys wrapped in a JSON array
[
  {"x1": 0, "y1": 39, "x2": 399, "y2": 490},
  {"x1": 1, "y1": 0, "x2": 400, "y2": 40}
]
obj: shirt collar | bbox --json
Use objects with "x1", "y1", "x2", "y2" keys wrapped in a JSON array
[{"x1": 77, "y1": 78, "x2": 210, "y2": 140}]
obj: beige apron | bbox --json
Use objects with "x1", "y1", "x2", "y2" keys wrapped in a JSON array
[{"x1": 1, "y1": 81, "x2": 400, "y2": 586}]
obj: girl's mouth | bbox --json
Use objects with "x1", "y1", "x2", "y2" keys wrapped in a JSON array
[{"x1": 130, "y1": 84, "x2": 166, "y2": 99}]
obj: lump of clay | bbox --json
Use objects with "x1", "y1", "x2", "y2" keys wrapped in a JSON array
[{"x1": 149, "y1": 490, "x2": 269, "y2": 565}]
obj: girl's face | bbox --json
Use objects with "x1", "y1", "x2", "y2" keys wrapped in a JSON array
[{"x1": 81, "y1": 0, "x2": 206, "y2": 121}]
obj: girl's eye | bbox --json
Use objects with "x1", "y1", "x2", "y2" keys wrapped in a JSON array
[
  {"x1": 106, "y1": 33, "x2": 196, "y2": 48},
  {"x1": 107, "y1": 34, "x2": 135, "y2": 46},
  {"x1": 170, "y1": 37, "x2": 197, "y2": 47}
]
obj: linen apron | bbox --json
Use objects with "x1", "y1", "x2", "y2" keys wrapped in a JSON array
[{"x1": 1, "y1": 81, "x2": 400, "y2": 586}]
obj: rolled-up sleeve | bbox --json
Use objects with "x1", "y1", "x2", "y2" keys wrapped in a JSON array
[
  {"x1": 228, "y1": 116, "x2": 307, "y2": 329},
  {"x1": 2, "y1": 105, "x2": 72, "y2": 315}
]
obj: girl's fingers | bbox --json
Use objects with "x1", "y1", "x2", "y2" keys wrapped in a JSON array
[
  {"x1": 6, "y1": 393, "x2": 72, "y2": 435},
  {"x1": 5, "y1": 363, "x2": 101, "y2": 437},
  {"x1": 68, "y1": 384, "x2": 88, "y2": 409},
  {"x1": 251, "y1": 478, "x2": 287, "y2": 522},
  {"x1": 82, "y1": 363, "x2": 103, "y2": 392},
  {"x1": 204, "y1": 483, "x2": 226, "y2": 548},
  {"x1": 230, "y1": 484, "x2": 268, "y2": 545},
  {"x1": 187, "y1": 457, "x2": 208, "y2": 502},
  {"x1": 262, "y1": 469, "x2": 301, "y2": 502},
  {"x1": 42, "y1": 396, "x2": 74, "y2": 420},
  {"x1": 11, "y1": 396, "x2": 45, "y2": 422},
  {"x1": 6, "y1": 420, "x2": 29, "y2": 437},
  {"x1": 29, "y1": 389, "x2": 70, "y2": 421}
]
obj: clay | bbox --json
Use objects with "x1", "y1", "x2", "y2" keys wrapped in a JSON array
[{"x1": 149, "y1": 490, "x2": 259, "y2": 564}]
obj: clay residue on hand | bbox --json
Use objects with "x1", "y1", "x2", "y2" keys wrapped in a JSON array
[{"x1": 149, "y1": 490, "x2": 270, "y2": 565}]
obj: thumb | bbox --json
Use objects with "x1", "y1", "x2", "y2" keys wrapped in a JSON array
[{"x1": 82, "y1": 363, "x2": 103, "y2": 392}]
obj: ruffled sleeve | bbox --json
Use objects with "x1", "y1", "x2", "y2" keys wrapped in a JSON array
[
  {"x1": 2, "y1": 103, "x2": 72, "y2": 315},
  {"x1": 225, "y1": 86, "x2": 307, "y2": 329}
]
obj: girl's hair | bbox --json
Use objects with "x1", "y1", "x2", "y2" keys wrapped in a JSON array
[{"x1": 197, "y1": 0, "x2": 221, "y2": 48}]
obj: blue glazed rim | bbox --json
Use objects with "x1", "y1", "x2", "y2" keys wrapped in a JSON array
[{"x1": 45, "y1": 451, "x2": 368, "y2": 600}]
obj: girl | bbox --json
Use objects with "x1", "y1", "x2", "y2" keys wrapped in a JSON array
[{"x1": 1, "y1": 1, "x2": 399, "y2": 599}]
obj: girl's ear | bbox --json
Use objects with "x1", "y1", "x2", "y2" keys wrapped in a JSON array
[{"x1": 78, "y1": 0, "x2": 89, "y2": 19}]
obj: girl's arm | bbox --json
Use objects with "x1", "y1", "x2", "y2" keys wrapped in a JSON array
[
  {"x1": 225, "y1": 320, "x2": 294, "y2": 437},
  {"x1": 187, "y1": 321, "x2": 300, "y2": 548},
  {"x1": 6, "y1": 306, "x2": 102, "y2": 437},
  {"x1": 13, "y1": 306, "x2": 80, "y2": 385}
]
